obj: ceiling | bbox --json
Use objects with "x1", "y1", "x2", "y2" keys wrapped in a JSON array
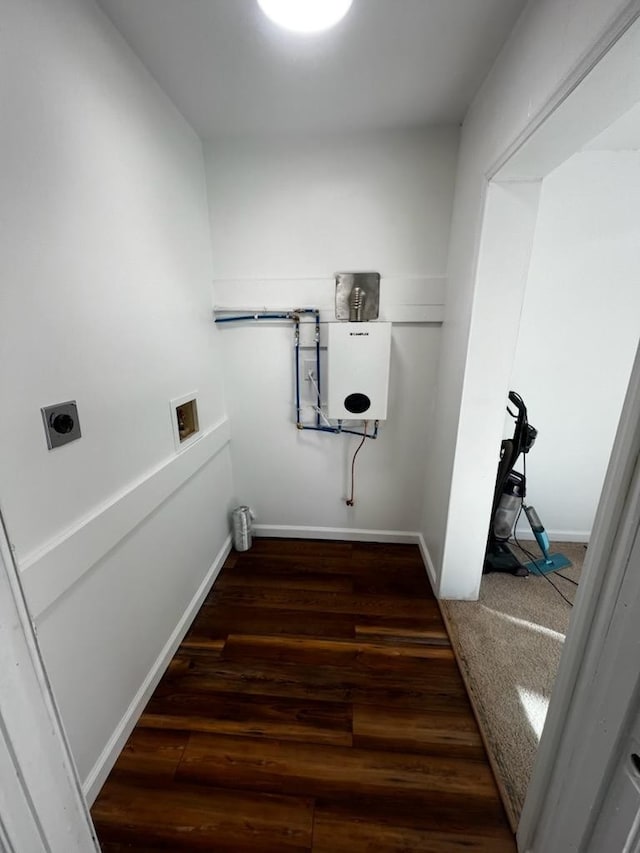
[{"x1": 97, "y1": 0, "x2": 527, "y2": 140}]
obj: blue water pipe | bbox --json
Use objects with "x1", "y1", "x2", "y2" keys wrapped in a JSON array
[
  {"x1": 294, "y1": 320, "x2": 301, "y2": 424},
  {"x1": 315, "y1": 313, "x2": 321, "y2": 427},
  {"x1": 214, "y1": 312, "x2": 295, "y2": 323},
  {"x1": 300, "y1": 422, "x2": 379, "y2": 439}
]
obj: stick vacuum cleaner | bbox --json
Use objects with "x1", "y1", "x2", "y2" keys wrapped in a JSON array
[{"x1": 483, "y1": 391, "x2": 572, "y2": 576}]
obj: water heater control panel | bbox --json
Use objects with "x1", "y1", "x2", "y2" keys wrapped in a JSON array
[{"x1": 327, "y1": 322, "x2": 391, "y2": 421}]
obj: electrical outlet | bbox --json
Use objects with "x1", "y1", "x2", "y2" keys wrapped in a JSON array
[{"x1": 41, "y1": 400, "x2": 82, "y2": 449}]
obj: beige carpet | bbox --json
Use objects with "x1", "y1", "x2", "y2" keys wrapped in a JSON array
[{"x1": 441, "y1": 542, "x2": 586, "y2": 830}]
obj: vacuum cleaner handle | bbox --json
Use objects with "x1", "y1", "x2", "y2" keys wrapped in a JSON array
[
  {"x1": 507, "y1": 391, "x2": 536, "y2": 455},
  {"x1": 508, "y1": 391, "x2": 527, "y2": 415}
]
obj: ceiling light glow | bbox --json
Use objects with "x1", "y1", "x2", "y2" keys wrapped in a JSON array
[{"x1": 257, "y1": 0, "x2": 353, "y2": 34}]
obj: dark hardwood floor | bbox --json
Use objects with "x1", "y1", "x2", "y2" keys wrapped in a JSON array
[{"x1": 91, "y1": 539, "x2": 516, "y2": 852}]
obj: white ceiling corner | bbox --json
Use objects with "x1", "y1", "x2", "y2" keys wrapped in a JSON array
[{"x1": 96, "y1": 0, "x2": 527, "y2": 140}]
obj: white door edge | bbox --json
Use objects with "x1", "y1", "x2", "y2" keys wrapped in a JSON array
[{"x1": 0, "y1": 513, "x2": 98, "y2": 852}]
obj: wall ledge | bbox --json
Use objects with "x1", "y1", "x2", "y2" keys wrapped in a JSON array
[
  {"x1": 21, "y1": 417, "x2": 231, "y2": 619},
  {"x1": 213, "y1": 276, "x2": 446, "y2": 324}
]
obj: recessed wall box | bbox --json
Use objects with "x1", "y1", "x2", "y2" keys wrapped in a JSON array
[
  {"x1": 171, "y1": 393, "x2": 199, "y2": 450},
  {"x1": 335, "y1": 272, "x2": 380, "y2": 321},
  {"x1": 41, "y1": 400, "x2": 82, "y2": 449},
  {"x1": 327, "y1": 322, "x2": 391, "y2": 420}
]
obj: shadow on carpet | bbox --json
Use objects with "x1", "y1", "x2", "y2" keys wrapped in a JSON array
[{"x1": 440, "y1": 542, "x2": 586, "y2": 830}]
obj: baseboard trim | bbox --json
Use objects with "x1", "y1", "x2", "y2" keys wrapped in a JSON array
[
  {"x1": 417, "y1": 533, "x2": 439, "y2": 595},
  {"x1": 253, "y1": 524, "x2": 421, "y2": 545},
  {"x1": 82, "y1": 526, "x2": 439, "y2": 802},
  {"x1": 438, "y1": 598, "x2": 519, "y2": 834},
  {"x1": 82, "y1": 533, "x2": 231, "y2": 805},
  {"x1": 515, "y1": 529, "x2": 590, "y2": 544},
  {"x1": 252, "y1": 525, "x2": 439, "y2": 596}
]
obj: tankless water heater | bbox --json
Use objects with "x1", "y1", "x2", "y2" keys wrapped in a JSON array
[{"x1": 327, "y1": 322, "x2": 391, "y2": 420}]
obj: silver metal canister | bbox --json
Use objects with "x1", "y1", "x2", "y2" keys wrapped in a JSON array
[{"x1": 232, "y1": 505, "x2": 253, "y2": 552}]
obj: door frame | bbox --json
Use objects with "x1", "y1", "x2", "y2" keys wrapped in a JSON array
[
  {"x1": 519, "y1": 344, "x2": 640, "y2": 850},
  {"x1": 0, "y1": 511, "x2": 98, "y2": 851},
  {"x1": 463, "y1": 3, "x2": 640, "y2": 849}
]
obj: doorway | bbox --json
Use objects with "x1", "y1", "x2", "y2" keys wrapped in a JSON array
[
  {"x1": 442, "y1": 133, "x2": 640, "y2": 826},
  {"x1": 441, "y1": 10, "x2": 640, "y2": 850}
]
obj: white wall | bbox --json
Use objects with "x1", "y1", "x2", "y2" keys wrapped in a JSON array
[
  {"x1": 205, "y1": 128, "x2": 458, "y2": 539},
  {"x1": 510, "y1": 150, "x2": 640, "y2": 541},
  {"x1": 0, "y1": 0, "x2": 232, "y2": 792},
  {"x1": 422, "y1": 0, "x2": 639, "y2": 598},
  {"x1": 207, "y1": 128, "x2": 457, "y2": 280}
]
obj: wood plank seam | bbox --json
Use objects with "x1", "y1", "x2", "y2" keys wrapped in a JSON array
[{"x1": 91, "y1": 539, "x2": 516, "y2": 852}]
